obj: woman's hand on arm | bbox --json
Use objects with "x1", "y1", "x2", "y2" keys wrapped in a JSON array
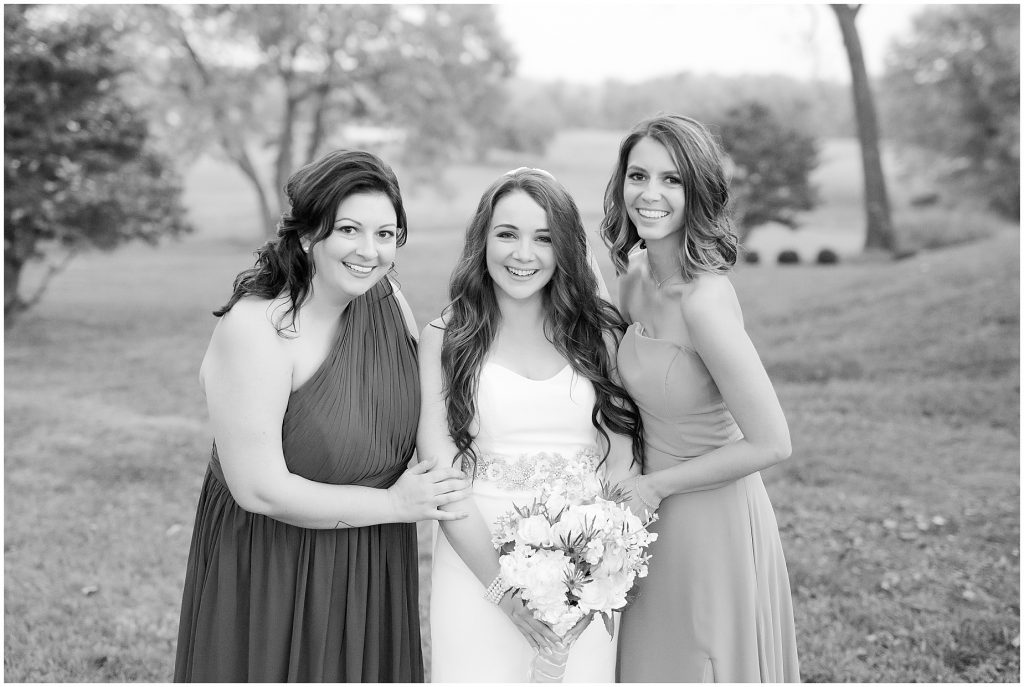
[
  {"x1": 603, "y1": 408, "x2": 650, "y2": 517},
  {"x1": 203, "y1": 301, "x2": 468, "y2": 529},
  {"x1": 416, "y1": 321, "x2": 561, "y2": 652},
  {"x1": 644, "y1": 278, "x2": 792, "y2": 501}
]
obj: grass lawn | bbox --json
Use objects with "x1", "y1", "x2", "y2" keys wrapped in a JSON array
[{"x1": 4, "y1": 131, "x2": 1019, "y2": 681}]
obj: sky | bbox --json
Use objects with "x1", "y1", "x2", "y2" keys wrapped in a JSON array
[{"x1": 495, "y1": 3, "x2": 924, "y2": 84}]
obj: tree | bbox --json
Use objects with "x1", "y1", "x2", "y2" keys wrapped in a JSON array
[
  {"x1": 139, "y1": 4, "x2": 515, "y2": 236},
  {"x1": 486, "y1": 79, "x2": 563, "y2": 155},
  {"x1": 716, "y1": 101, "x2": 819, "y2": 242},
  {"x1": 4, "y1": 6, "x2": 190, "y2": 323},
  {"x1": 831, "y1": 4, "x2": 897, "y2": 253},
  {"x1": 881, "y1": 5, "x2": 1019, "y2": 219}
]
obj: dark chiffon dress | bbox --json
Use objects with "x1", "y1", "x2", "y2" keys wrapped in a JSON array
[{"x1": 174, "y1": 278, "x2": 423, "y2": 683}]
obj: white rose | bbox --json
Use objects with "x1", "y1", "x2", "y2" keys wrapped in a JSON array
[
  {"x1": 578, "y1": 577, "x2": 628, "y2": 613},
  {"x1": 595, "y1": 540, "x2": 628, "y2": 576},
  {"x1": 583, "y1": 537, "x2": 605, "y2": 565},
  {"x1": 516, "y1": 515, "x2": 553, "y2": 547},
  {"x1": 551, "y1": 503, "x2": 607, "y2": 543}
]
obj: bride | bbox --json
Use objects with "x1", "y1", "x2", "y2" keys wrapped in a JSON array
[{"x1": 417, "y1": 168, "x2": 644, "y2": 682}]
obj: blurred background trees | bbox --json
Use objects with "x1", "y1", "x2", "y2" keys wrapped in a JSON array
[
  {"x1": 717, "y1": 101, "x2": 819, "y2": 242},
  {"x1": 4, "y1": 3, "x2": 1019, "y2": 321},
  {"x1": 4, "y1": 5, "x2": 190, "y2": 322},
  {"x1": 881, "y1": 4, "x2": 1020, "y2": 220},
  {"x1": 135, "y1": 4, "x2": 515, "y2": 235}
]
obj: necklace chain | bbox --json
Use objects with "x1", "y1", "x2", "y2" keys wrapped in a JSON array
[{"x1": 648, "y1": 255, "x2": 682, "y2": 289}]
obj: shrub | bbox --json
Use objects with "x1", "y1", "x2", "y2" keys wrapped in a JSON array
[
  {"x1": 777, "y1": 250, "x2": 801, "y2": 265},
  {"x1": 743, "y1": 249, "x2": 761, "y2": 264},
  {"x1": 816, "y1": 248, "x2": 840, "y2": 265},
  {"x1": 894, "y1": 204, "x2": 1012, "y2": 252}
]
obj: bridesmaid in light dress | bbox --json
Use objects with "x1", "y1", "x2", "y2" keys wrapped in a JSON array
[{"x1": 602, "y1": 114, "x2": 800, "y2": 682}]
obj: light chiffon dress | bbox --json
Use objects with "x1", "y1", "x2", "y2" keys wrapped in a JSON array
[{"x1": 615, "y1": 321, "x2": 800, "y2": 683}]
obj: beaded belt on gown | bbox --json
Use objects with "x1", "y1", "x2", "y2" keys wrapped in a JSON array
[{"x1": 470, "y1": 447, "x2": 602, "y2": 493}]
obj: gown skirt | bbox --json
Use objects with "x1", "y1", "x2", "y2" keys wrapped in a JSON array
[
  {"x1": 429, "y1": 362, "x2": 618, "y2": 682},
  {"x1": 174, "y1": 279, "x2": 424, "y2": 682},
  {"x1": 615, "y1": 320, "x2": 800, "y2": 683}
]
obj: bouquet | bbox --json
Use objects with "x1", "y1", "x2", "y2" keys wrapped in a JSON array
[{"x1": 491, "y1": 478, "x2": 658, "y2": 682}]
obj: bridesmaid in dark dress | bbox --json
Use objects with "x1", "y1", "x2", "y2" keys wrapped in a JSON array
[{"x1": 174, "y1": 150, "x2": 470, "y2": 682}]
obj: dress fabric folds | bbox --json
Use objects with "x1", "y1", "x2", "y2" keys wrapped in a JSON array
[
  {"x1": 174, "y1": 278, "x2": 423, "y2": 683},
  {"x1": 615, "y1": 321, "x2": 800, "y2": 683},
  {"x1": 429, "y1": 362, "x2": 618, "y2": 682}
]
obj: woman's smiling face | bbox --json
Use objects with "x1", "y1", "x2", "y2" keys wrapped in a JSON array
[
  {"x1": 485, "y1": 191, "x2": 556, "y2": 304},
  {"x1": 623, "y1": 136, "x2": 687, "y2": 242},
  {"x1": 306, "y1": 192, "x2": 398, "y2": 305}
]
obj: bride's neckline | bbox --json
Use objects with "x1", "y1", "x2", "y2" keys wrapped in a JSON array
[{"x1": 483, "y1": 360, "x2": 572, "y2": 383}]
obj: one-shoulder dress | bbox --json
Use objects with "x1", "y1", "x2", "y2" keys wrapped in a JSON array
[
  {"x1": 615, "y1": 321, "x2": 800, "y2": 683},
  {"x1": 174, "y1": 278, "x2": 423, "y2": 683}
]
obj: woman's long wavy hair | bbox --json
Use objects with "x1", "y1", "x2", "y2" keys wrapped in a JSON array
[
  {"x1": 441, "y1": 168, "x2": 645, "y2": 475},
  {"x1": 600, "y1": 113, "x2": 737, "y2": 278},
  {"x1": 213, "y1": 150, "x2": 407, "y2": 333}
]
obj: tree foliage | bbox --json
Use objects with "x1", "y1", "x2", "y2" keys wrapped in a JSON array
[
  {"x1": 4, "y1": 5, "x2": 190, "y2": 323},
  {"x1": 881, "y1": 4, "x2": 1020, "y2": 219},
  {"x1": 135, "y1": 4, "x2": 515, "y2": 236},
  {"x1": 527, "y1": 73, "x2": 855, "y2": 139},
  {"x1": 485, "y1": 79, "x2": 564, "y2": 155},
  {"x1": 716, "y1": 101, "x2": 819, "y2": 240}
]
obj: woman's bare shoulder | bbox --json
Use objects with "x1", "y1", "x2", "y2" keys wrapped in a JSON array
[
  {"x1": 679, "y1": 273, "x2": 741, "y2": 326},
  {"x1": 201, "y1": 297, "x2": 289, "y2": 384},
  {"x1": 418, "y1": 315, "x2": 449, "y2": 357}
]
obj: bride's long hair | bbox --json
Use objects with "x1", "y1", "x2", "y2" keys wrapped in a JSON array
[{"x1": 440, "y1": 168, "x2": 644, "y2": 475}]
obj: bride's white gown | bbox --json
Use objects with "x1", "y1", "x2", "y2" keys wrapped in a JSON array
[{"x1": 430, "y1": 361, "x2": 618, "y2": 682}]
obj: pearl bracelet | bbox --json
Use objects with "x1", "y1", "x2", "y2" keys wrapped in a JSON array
[
  {"x1": 635, "y1": 474, "x2": 659, "y2": 513},
  {"x1": 483, "y1": 574, "x2": 512, "y2": 605}
]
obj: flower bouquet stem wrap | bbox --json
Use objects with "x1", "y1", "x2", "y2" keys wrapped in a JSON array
[
  {"x1": 491, "y1": 478, "x2": 658, "y2": 683},
  {"x1": 530, "y1": 642, "x2": 571, "y2": 683}
]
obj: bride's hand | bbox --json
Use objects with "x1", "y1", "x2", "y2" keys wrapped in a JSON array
[
  {"x1": 498, "y1": 593, "x2": 562, "y2": 653},
  {"x1": 561, "y1": 611, "x2": 594, "y2": 646},
  {"x1": 617, "y1": 474, "x2": 661, "y2": 519}
]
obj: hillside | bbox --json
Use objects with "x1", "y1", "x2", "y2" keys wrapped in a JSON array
[{"x1": 4, "y1": 185, "x2": 1018, "y2": 681}]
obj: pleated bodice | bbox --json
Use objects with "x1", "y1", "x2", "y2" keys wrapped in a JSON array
[{"x1": 209, "y1": 277, "x2": 419, "y2": 490}]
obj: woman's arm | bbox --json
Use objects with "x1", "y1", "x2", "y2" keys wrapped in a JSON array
[
  {"x1": 637, "y1": 276, "x2": 792, "y2": 508},
  {"x1": 417, "y1": 321, "x2": 562, "y2": 651},
  {"x1": 602, "y1": 426, "x2": 640, "y2": 496},
  {"x1": 203, "y1": 300, "x2": 469, "y2": 529}
]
